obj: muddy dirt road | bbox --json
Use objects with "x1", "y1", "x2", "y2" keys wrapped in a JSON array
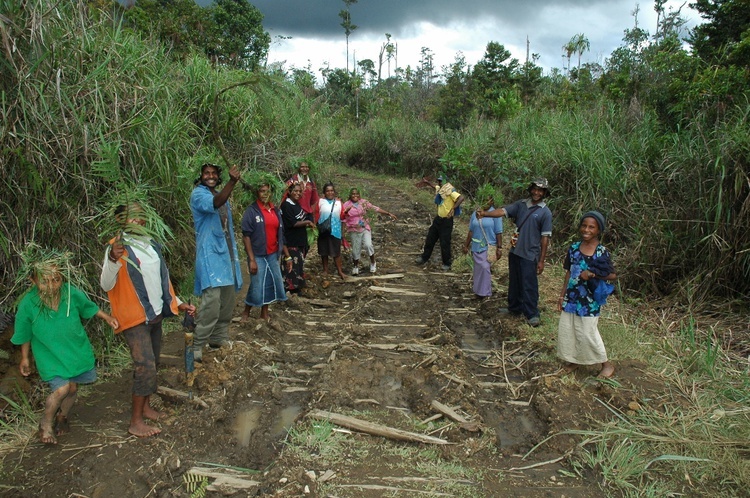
[{"x1": 0, "y1": 174, "x2": 653, "y2": 497}]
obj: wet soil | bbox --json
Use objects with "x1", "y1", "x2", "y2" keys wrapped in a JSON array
[{"x1": 0, "y1": 174, "x2": 662, "y2": 497}]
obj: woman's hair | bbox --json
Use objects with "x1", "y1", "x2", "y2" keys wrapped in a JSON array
[
  {"x1": 323, "y1": 182, "x2": 335, "y2": 193},
  {"x1": 349, "y1": 188, "x2": 360, "y2": 197},
  {"x1": 287, "y1": 182, "x2": 302, "y2": 193}
]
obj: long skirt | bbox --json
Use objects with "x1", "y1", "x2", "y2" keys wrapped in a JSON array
[
  {"x1": 472, "y1": 250, "x2": 493, "y2": 297},
  {"x1": 556, "y1": 311, "x2": 608, "y2": 365},
  {"x1": 284, "y1": 246, "x2": 308, "y2": 291},
  {"x1": 244, "y1": 254, "x2": 288, "y2": 307}
]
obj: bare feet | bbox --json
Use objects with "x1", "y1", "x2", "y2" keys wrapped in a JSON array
[
  {"x1": 54, "y1": 414, "x2": 70, "y2": 436},
  {"x1": 598, "y1": 361, "x2": 615, "y2": 378},
  {"x1": 39, "y1": 423, "x2": 57, "y2": 444},
  {"x1": 143, "y1": 405, "x2": 164, "y2": 422},
  {"x1": 128, "y1": 421, "x2": 161, "y2": 438}
]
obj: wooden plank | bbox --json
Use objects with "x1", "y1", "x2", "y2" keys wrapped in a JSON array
[
  {"x1": 369, "y1": 286, "x2": 426, "y2": 297},
  {"x1": 430, "y1": 400, "x2": 481, "y2": 432},
  {"x1": 307, "y1": 409, "x2": 450, "y2": 445}
]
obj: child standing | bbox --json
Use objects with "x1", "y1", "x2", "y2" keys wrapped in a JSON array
[
  {"x1": 342, "y1": 188, "x2": 397, "y2": 275},
  {"x1": 556, "y1": 211, "x2": 617, "y2": 378},
  {"x1": 12, "y1": 249, "x2": 118, "y2": 444}
]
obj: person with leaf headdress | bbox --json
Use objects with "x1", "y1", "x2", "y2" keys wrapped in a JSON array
[
  {"x1": 190, "y1": 163, "x2": 243, "y2": 361},
  {"x1": 284, "y1": 158, "x2": 319, "y2": 215},
  {"x1": 240, "y1": 174, "x2": 290, "y2": 321},
  {"x1": 100, "y1": 203, "x2": 196, "y2": 438},
  {"x1": 463, "y1": 185, "x2": 503, "y2": 299},
  {"x1": 12, "y1": 244, "x2": 119, "y2": 445}
]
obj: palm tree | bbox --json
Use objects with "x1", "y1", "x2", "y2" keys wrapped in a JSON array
[
  {"x1": 572, "y1": 33, "x2": 590, "y2": 72},
  {"x1": 339, "y1": 0, "x2": 358, "y2": 72}
]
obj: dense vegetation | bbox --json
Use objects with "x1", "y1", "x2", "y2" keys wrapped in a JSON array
[{"x1": 1, "y1": 0, "x2": 748, "y2": 313}]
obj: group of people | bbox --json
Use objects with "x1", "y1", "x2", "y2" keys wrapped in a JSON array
[
  {"x1": 419, "y1": 175, "x2": 617, "y2": 379},
  {"x1": 11, "y1": 166, "x2": 617, "y2": 446}
]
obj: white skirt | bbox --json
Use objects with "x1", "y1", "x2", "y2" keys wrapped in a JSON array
[{"x1": 557, "y1": 312, "x2": 608, "y2": 365}]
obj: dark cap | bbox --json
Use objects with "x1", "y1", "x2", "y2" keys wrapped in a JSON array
[{"x1": 580, "y1": 210, "x2": 606, "y2": 233}]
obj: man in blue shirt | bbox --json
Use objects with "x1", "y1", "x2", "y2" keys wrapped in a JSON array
[
  {"x1": 190, "y1": 163, "x2": 243, "y2": 360},
  {"x1": 477, "y1": 178, "x2": 552, "y2": 327}
]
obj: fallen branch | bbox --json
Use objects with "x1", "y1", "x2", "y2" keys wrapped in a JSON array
[
  {"x1": 430, "y1": 400, "x2": 481, "y2": 432},
  {"x1": 307, "y1": 409, "x2": 450, "y2": 445},
  {"x1": 187, "y1": 466, "x2": 260, "y2": 491},
  {"x1": 336, "y1": 484, "x2": 453, "y2": 495},
  {"x1": 157, "y1": 386, "x2": 208, "y2": 408},
  {"x1": 508, "y1": 453, "x2": 568, "y2": 471}
]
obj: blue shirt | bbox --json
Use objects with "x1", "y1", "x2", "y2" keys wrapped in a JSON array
[
  {"x1": 468, "y1": 208, "x2": 503, "y2": 253},
  {"x1": 190, "y1": 185, "x2": 243, "y2": 294},
  {"x1": 504, "y1": 199, "x2": 552, "y2": 262}
]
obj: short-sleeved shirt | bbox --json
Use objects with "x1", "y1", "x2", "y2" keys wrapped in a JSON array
[
  {"x1": 318, "y1": 198, "x2": 343, "y2": 239},
  {"x1": 468, "y1": 208, "x2": 503, "y2": 253},
  {"x1": 11, "y1": 285, "x2": 99, "y2": 381},
  {"x1": 504, "y1": 198, "x2": 552, "y2": 262},
  {"x1": 436, "y1": 187, "x2": 462, "y2": 218}
]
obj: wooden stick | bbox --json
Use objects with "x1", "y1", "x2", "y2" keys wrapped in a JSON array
[
  {"x1": 307, "y1": 409, "x2": 450, "y2": 445},
  {"x1": 157, "y1": 386, "x2": 208, "y2": 408},
  {"x1": 430, "y1": 400, "x2": 481, "y2": 432},
  {"x1": 369, "y1": 286, "x2": 426, "y2": 296}
]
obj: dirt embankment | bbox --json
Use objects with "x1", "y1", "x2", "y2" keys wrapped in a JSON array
[{"x1": 0, "y1": 175, "x2": 656, "y2": 497}]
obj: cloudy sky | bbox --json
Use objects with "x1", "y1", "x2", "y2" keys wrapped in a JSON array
[{"x1": 244, "y1": 0, "x2": 699, "y2": 82}]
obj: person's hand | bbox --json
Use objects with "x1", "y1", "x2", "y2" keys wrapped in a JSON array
[
  {"x1": 462, "y1": 244, "x2": 469, "y2": 255},
  {"x1": 109, "y1": 236, "x2": 124, "y2": 263},
  {"x1": 228, "y1": 164, "x2": 241, "y2": 183},
  {"x1": 389, "y1": 213, "x2": 397, "y2": 220},
  {"x1": 19, "y1": 358, "x2": 31, "y2": 377},
  {"x1": 179, "y1": 303, "x2": 197, "y2": 317},
  {"x1": 285, "y1": 258, "x2": 293, "y2": 270},
  {"x1": 249, "y1": 259, "x2": 258, "y2": 275},
  {"x1": 557, "y1": 297, "x2": 564, "y2": 312},
  {"x1": 307, "y1": 220, "x2": 315, "y2": 228},
  {"x1": 496, "y1": 246, "x2": 502, "y2": 258},
  {"x1": 537, "y1": 260, "x2": 545, "y2": 275},
  {"x1": 580, "y1": 269, "x2": 594, "y2": 281},
  {"x1": 476, "y1": 209, "x2": 484, "y2": 219},
  {"x1": 105, "y1": 314, "x2": 119, "y2": 329}
]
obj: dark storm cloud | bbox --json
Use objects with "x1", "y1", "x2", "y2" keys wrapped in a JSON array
[{"x1": 248, "y1": 0, "x2": 613, "y2": 40}]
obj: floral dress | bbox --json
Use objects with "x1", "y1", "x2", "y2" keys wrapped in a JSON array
[{"x1": 561, "y1": 241, "x2": 615, "y2": 317}]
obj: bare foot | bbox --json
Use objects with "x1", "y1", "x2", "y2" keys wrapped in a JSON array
[
  {"x1": 39, "y1": 424, "x2": 57, "y2": 444},
  {"x1": 143, "y1": 405, "x2": 164, "y2": 422},
  {"x1": 128, "y1": 421, "x2": 161, "y2": 438},
  {"x1": 338, "y1": 272, "x2": 346, "y2": 280},
  {"x1": 55, "y1": 414, "x2": 70, "y2": 436},
  {"x1": 598, "y1": 362, "x2": 615, "y2": 378},
  {"x1": 563, "y1": 363, "x2": 579, "y2": 374}
]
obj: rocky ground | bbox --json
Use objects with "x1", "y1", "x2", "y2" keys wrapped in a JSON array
[{"x1": 0, "y1": 174, "x2": 660, "y2": 497}]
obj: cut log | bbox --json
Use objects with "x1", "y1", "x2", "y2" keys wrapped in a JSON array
[
  {"x1": 307, "y1": 409, "x2": 450, "y2": 445},
  {"x1": 157, "y1": 386, "x2": 208, "y2": 408}
]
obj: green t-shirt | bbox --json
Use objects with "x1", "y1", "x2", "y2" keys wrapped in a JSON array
[{"x1": 11, "y1": 285, "x2": 99, "y2": 381}]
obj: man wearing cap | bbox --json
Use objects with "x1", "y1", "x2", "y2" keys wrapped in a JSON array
[
  {"x1": 190, "y1": 163, "x2": 243, "y2": 361},
  {"x1": 477, "y1": 178, "x2": 552, "y2": 326},
  {"x1": 415, "y1": 175, "x2": 465, "y2": 271}
]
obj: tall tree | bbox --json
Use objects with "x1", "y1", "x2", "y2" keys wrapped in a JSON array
[
  {"x1": 572, "y1": 33, "x2": 590, "y2": 72},
  {"x1": 339, "y1": 0, "x2": 358, "y2": 72},
  {"x1": 689, "y1": 0, "x2": 750, "y2": 66},
  {"x1": 212, "y1": 0, "x2": 270, "y2": 70}
]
